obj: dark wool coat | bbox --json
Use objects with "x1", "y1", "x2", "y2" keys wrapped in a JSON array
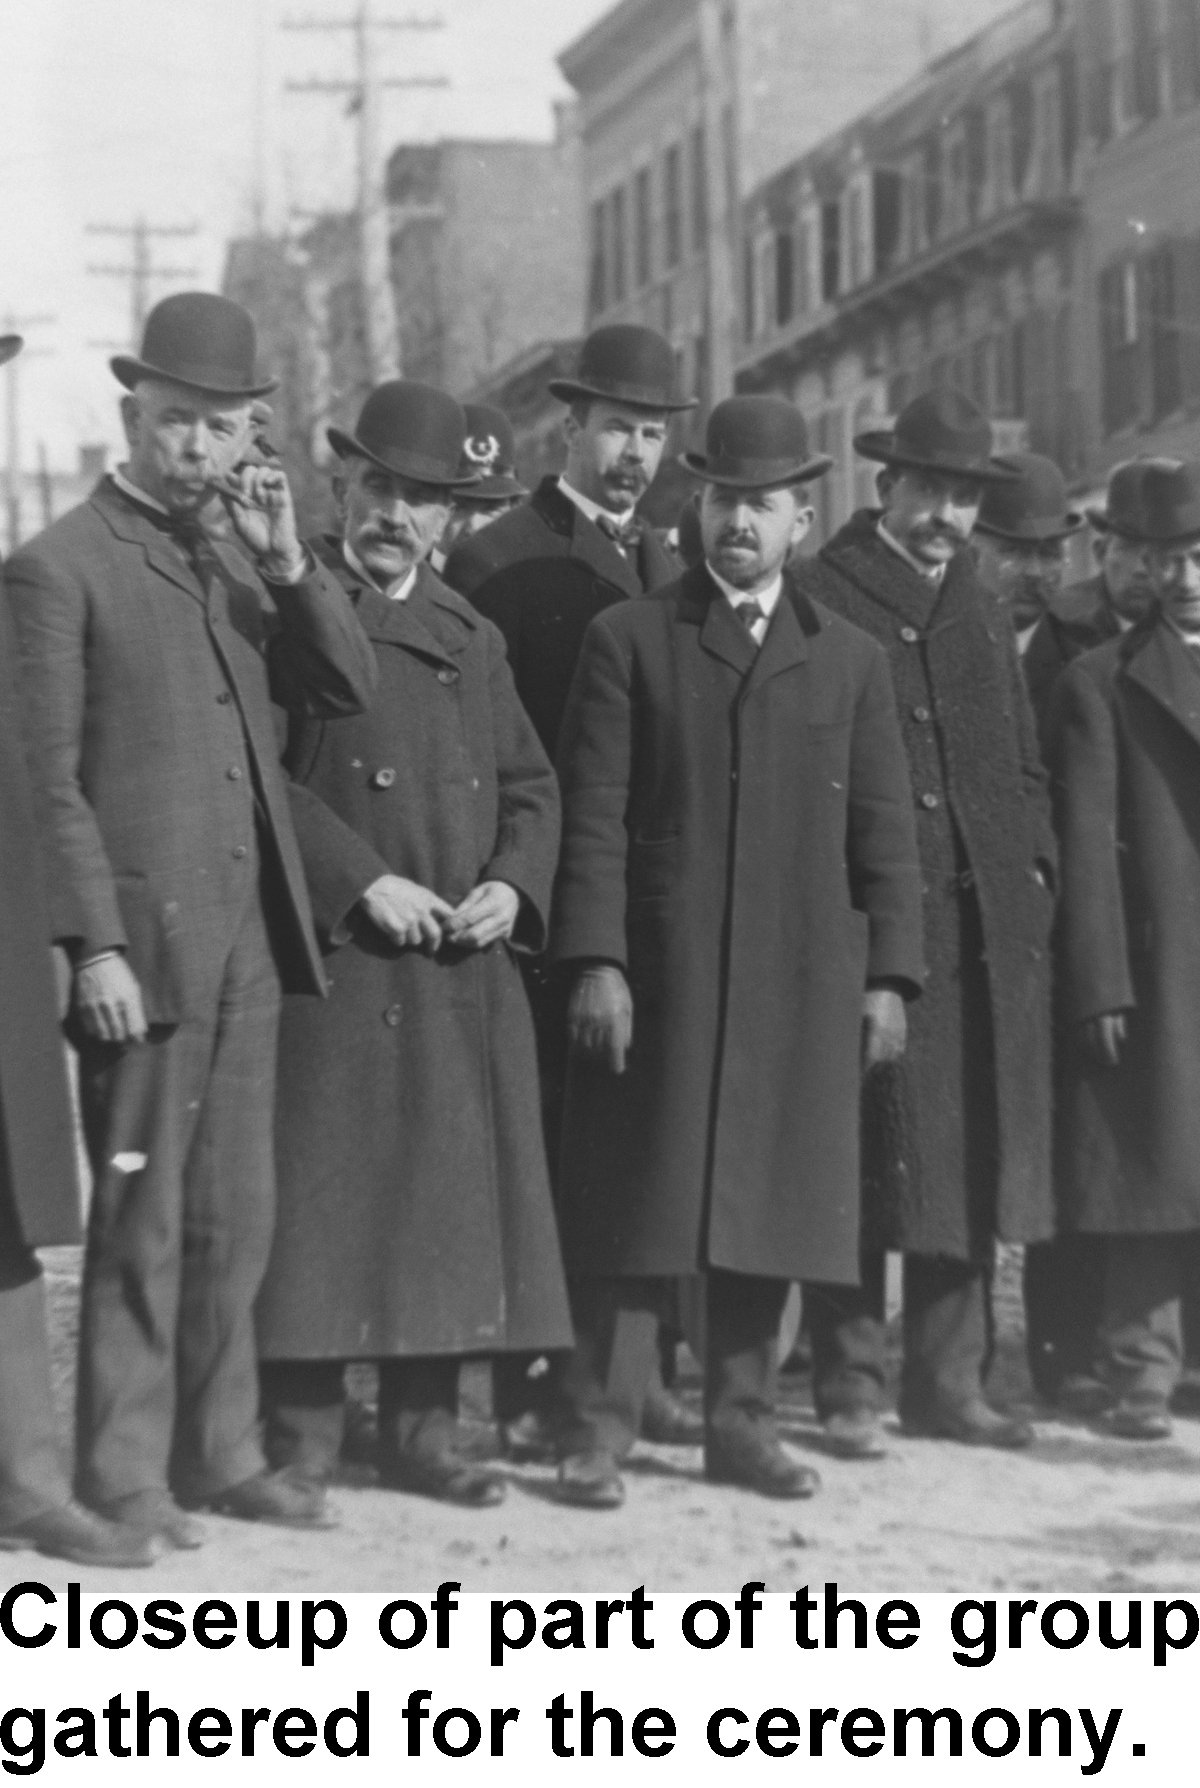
[
  {"x1": 4, "y1": 480, "x2": 378, "y2": 1020},
  {"x1": 444, "y1": 475, "x2": 678, "y2": 760},
  {"x1": 551, "y1": 564, "x2": 924, "y2": 1284},
  {"x1": 1050, "y1": 619, "x2": 1200, "y2": 1233},
  {"x1": 0, "y1": 596, "x2": 78, "y2": 1251},
  {"x1": 257, "y1": 545, "x2": 571, "y2": 1360},
  {"x1": 792, "y1": 511, "x2": 1056, "y2": 1258},
  {"x1": 1023, "y1": 575, "x2": 1121, "y2": 745}
]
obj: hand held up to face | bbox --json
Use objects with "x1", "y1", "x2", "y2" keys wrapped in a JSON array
[{"x1": 215, "y1": 462, "x2": 305, "y2": 576}]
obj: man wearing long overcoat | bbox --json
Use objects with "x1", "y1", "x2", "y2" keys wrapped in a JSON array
[
  {"x1": 796, "y1": 389, "x2": 1056, "y2": 1454},
  {"x1": 1051, "y1": 460, "x2": 1200, "y2": 1439},
  {"x1": 257, "y1": 382, "x2": 569, "y2": 1506},
  {"x1": 550, "y1": 396, "x2": 924, "y2": 1507},
  {"x1": 5, "y1": 294, "x2": 376, "y2": 1547}
]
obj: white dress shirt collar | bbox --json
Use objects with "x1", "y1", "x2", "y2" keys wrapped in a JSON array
[
  {"x1": 706, "y1": 562, "x2": 784, "y2": 645},
  {"x1": 109, "y1": 467, "x2": 170, "y2": 518},
  {"x1": 557, "y1": 474, "x2": 635, "y2": 532},
  {"x1": 342, "y1": 538, "x2": 417, "y2": 602}
]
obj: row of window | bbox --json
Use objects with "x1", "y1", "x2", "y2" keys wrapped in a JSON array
[
  {"x1": 1099, "y1": 234, "x2": 1200, "y2": 433},
  {"x1": 1088, "y1": 0, "x2": 1200, "y2": 143}
]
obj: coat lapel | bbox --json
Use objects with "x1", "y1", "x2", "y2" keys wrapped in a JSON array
[
  {"x1": 822, "y1": 511, "x2": 946, "y2": 633},
  {"x1": 1122, "y1": 620, "x2": 1200, "y2": 756},
  {"x1": 532, "y1": 475, "x2": 646, "y2": 600},
  {"x1": 744, "y1": 579, "x2": 810, "y2": 694},
  {"x1": 90, "y1": 479, "x2": 208, "y2": 607},
  {"x1": 314, "y1": 541, "x2": 468, "y2": 670},
  {"x1": 691, "y1": 567, "x2": 758, "y2": 677}
]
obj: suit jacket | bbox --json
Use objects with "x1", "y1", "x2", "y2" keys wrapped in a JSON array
[
  {"x1": 443, "y1": 474, "x2": 678, "y2": 760},
  {"x1": 4, "y1": 479, "x2": 377, "y2": 1025},
  {"x1": 1051, "y1": 619, "x2": 1200, "y2": 1231},
  {"x1": 551, "y1": 563, "x2": 923, "y2": 1284},
  {"x1": 1023, "y1": 573, "x2": 1122, "y2": 744}
]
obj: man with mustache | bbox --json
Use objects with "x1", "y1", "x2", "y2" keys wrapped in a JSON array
[
  {"x1": 549, "y1": 394, "x2": 923, "y2": 1507},
  {"x1": 4, "y1": 293, "x2": 376, "y2": 1549},
  {"x1": 796, "y1": 389, "x2": 1056, "y2": 1459},
  {"x1": 972, "y1": 453, "x2": 1084, "y2": 657},
  {"x1": 444, "y1": 324, "x2": 701, "y2": 1453},
  {"x1": 257, "y1": 381, "x2": 570, "y2": 1505}
]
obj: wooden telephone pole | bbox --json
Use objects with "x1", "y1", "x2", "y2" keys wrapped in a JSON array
[{"x1": 86, "y1": 217, "x2": 200, "y2": 348}]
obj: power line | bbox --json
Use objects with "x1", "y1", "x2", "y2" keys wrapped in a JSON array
[{"x1": 86, "y1": 217, "x2": 200, "y2": 348}]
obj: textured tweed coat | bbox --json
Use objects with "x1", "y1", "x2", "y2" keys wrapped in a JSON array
[
  {"x1": 792, "y1": 511, "x2": 1056, "y2": 1258},
  {"x1": 1050, "y1": 619, "x2": 1200, "y2": 1233},
  {"x1": 551, "y1": 564, "x2": 924, "y2": 1284},
  {"x1": 258, "y1": 544, "x2": 571, "y2": 1361}
]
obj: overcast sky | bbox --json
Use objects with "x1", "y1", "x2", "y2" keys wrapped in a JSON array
[{"x1": 1, "y1": 0, "x2": 612, "y2": 466}]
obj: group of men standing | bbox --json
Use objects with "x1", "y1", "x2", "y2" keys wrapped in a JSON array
[{"x1": 2, "y1": 286, "x2": 1200, "y2": 1564}]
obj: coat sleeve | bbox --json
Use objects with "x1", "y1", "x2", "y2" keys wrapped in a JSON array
[
  {"x1": 846, "y1": 639, "x2": 925, "y2": 998},
  {"x1": 550, "y1": 612, "x2": 632, "y2": 969},
  {"x1": 264, "y1": 558, "x2": 379, "y2": 717},
  {"x1": 285, "y1": 778, "x2": 391, "y2": 948},
  {"x1": 479, "y1": 621, "x2": 561, "y2": 954},
  {"x1": 4, "y1": 549, "x2": 126, "y2": 958},
  {"x1": 1047, "y1": 659, "x2": 1134, "y2": 1024}
]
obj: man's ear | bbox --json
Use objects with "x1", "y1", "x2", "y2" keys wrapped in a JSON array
[
  {"x1": 330, "y1": 467, "x2": 350, "y2": 519},
  {"x1": 119, "y1": 392, "x2": 140, "y2": 448},
  {"x1": 790, "y1": 503, "x2": 816, "y2": 549}
]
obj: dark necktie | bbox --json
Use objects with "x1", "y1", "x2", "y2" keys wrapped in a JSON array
[
  {"x1": 735, "y1": 599, "x2": 765, "y2": 634},
  {"x1": 594, "y1": 510, "x2": 642, "y2": 554}
]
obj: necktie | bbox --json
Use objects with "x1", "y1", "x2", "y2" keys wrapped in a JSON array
[
  {"x1": 735, "y1": 599, "x2": 765, "y2": 634},
  {"x1": 594, "y1": 510, "x2": 641, "y2": 553}
]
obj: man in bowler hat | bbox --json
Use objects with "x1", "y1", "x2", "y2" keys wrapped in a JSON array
[
  {"x1": 1051, "y1": 460, "x2": 1200, "y2": 1440},
  {"x1": 5, "y1": 293, "x2": 376, "y2": 1548},
  {"x1": 444, "y1": 323, "x2": 702, "y2": 1450},
  {"x1": 550, "y1": 394, "x2": 924, "y2": 1507},
  {"x1": 257, "y1": 381, "x2": 570, "y2": 1505},
  {"x1": 434, "y1": 401, "x2": 528, "y2": 567},
  {"x1": 973, "y1": 452, "x2": 1084, "y2": 656},
  {"x1": 796, "y1": 389, "x2": 1056, "y2": 1456}
]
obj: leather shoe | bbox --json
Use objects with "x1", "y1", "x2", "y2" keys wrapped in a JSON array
[
  {"x1": 0, "y1": 1502, "x2": 153, "y2": 1568},
  {"x1": 381, "y1": 1449, "x2": 506, "y2": 1506},
  {"x1": 822, "y1": 1409, "x2": 888, "y2": 1459},
  {"x1": 207, "y1": 1468, "x2": 337, "y2": 1528},
  {"x1": 640, "y1": 1389, "x2": 704, "y2": 1447},
  {"x1": 902, "y1": 1399, "x2": 1034, "y2": 1449},
  {"x1": 555, "y1": 1449, "x2": 625, "y2": 1509},
  {"x1": 103, "y1": 1489, "x2": 205, "y2": 1551},
  {"x1": 1108, "y1": 1399, "x2": 1172, "y2": 1441},
  {"x1": 1055, "y1": 1373, "x2": 1115, "y2": 1418},
  {"x1": 502, "y1": 1408, "x2": 561, "y2": 1464},
  {"x1": 706, "y1": 1437, "x2": 820, "y2": 1498}
]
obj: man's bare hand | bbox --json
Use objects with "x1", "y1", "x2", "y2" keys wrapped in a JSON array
[
  {"x1": 217, "y1": 463, "x2": 304, "y2": 577},
  {"x1": 443, "y1": 881, "x2": 520, "y2": 951},
  {"x1": 360, "y1": 875, "x2": 454, "y2": 951},
  {"x1": 568, "y1": 965, "x2": 633, "y2": 1074},
  {"x1": 1082, "y1": 1011, "x2": 1127, "y2": 1068},
  {"x1": 862, "y1": 987, "x2": 907, "y2": 1068},
  {"x1": 74, "y1": 954, "x2": 148, "y2": 1044}
]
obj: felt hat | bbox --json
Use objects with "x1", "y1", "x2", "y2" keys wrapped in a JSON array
[
  {"x1": 1085, "y1": 457, "x2": 1185, "y2": 538},
  {"x1": 854, "y1": 387, "x2": 1017, "y2": 484},
  {"x1": 111, "y1": 292, "x2": 277, "y2": 397},
  {"x1": 327, "y1": 380, "x2": 481, "y2": 489},
  {"x1": 548, "y1": 323, "x2": 696, "y2": 411},
  {"x1": 680, "y1": 394, "x2": 832, "y2": 489},
  {"x1": 0, "y1": 335, "x2": 22, "y2": 368},
  {"x1": 974, "y1": 452, "x2": 1084, "y2": 542},
  {"x1": 456, "y1": 403, "x2": 527, "y2": 500},
  {"x1": 1124, "y1": 459, "x2": 1200, "y2": 546}
]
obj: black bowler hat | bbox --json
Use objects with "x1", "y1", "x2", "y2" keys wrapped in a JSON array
[
  {"x1": 0, "y1": 335, "x2": 21, "y2": 368},
  {"x1": 548, "y1": 323, "x2": 696, "y2": 412},
  {"x1": 1085, "y1": 457, "x2": 1184, "y2": 538},
  {"x1": 1126, "y1": 459, "x2": 1200, "y2": 546},
  {"x1": 327, "y1": 381, "x2": 482, "y2": 489},
  {"x1": 456, "y1": 403, "x2": 528, "y2": 501},
  {"x1": 975, "y1": 452, "x2": 1083, "y2": 543},
  {"x1": 855, "y1": 387, "x2": 1017, "y2": 484},
  {"x1": 680, "y1": 395, "x2": 832, "y2": 489},
  {"x1": 111, "y1": 292, "x2": 277, "y2": 398}
]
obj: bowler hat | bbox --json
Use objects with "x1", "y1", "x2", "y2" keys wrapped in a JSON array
[
  {"x1": 456, "y1": 403, "x2": 527, "y2": 501},
  {"x1": 1085, "y1": 457, "x2": 1184, "y2": 538},
  {"x1": 327, "y1": 380, "x2": 481, "y2": 489},
  {"x1": 680, "y1": 395, "x2": 832, "y2": 489},
  {"x1": 111, "y1": 292, "x2": 277, "y2": 398},
  {"x1": 548, "y1": 323, "x2": 696, "y2": 412},
  {"x1": 0, "y1": 335, "x2": 21, "y2": 368},
  {"x1": 854, "y1": 387, "x2": 1017, "y2": 484},
  {"x1": 1126, "y1": 459, "x2": 1200, "y2": 546},
  {"x1": 974, "y1": 452, "x2": 1083, "y2": 542}
]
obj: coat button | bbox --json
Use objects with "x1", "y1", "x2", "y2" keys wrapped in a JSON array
[
  {"x1": 437, "y1": 667, "x2": 457, "y2": 685},
  {"x1": 912, "y1": 705, "x2": 931, "y2": 722},
  {"x1": 227, "y1": 766, "x2": 243, "y2": 781},
  {"x1": 371, "y1": 767, "x2": 396, "y2": 789},
  {"x1": 919, "y1": 792, "x2": 939, "y2": 809},
  {"x1": 900, "y1": 626, "x2": 919, "y2": 643},
  {"x1": 383, "y1": 1004, "x2": 402, "y2": 1027},
  {"x1": 216, "y1": 691, "x2": 232, "y2": 705},
  {"x1": 232, "y1": 844, "x2": 248, "y2": 859}
]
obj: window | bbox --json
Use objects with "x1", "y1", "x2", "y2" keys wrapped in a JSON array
[
  {"x1": 873, "y1": 168, "x2": 903, "y2": 273},
  {"x1": 610, "y1": 186, "x2": 627, "y2": 304},
  {"x1": 691, "y1": 124, "x2": 708, "y2": 253},
  {"x1": 588, "y1": 198, "x2": 606, "y2": 317},
  {"x1": 742, "y1": 234, "x2": 756, "y2": 341},
  {"x1": 821, "y1": 200, "x2": 841, "y2": 301},
  {"x1": 1130, "y1": 0, "x2": 1164, "y2": 120},
  {"x1": 922, "y1": 139, "x2": 941, "y2": 244},
  {"x1": 775, "y1": 229, "x2": 795, "y2": 325},
  {"x1": 1098, "y1": 258, "x2": 1143, "y2": 430},
  {"x1": 634, "y1": 167, "x2": 652, "y2": 289},
  {"x1": 664, "y1": 144, "x2": 683, "y2": 269},
  {"x1": 1168, "y1": 0, "x2": 1200, "y2": 109}
]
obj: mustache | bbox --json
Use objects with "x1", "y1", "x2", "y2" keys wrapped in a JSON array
[
  {"x1": 362, "y1": 526, "x2": 417, "y2": 549},
  {"x1": 716, "y1": 531, "x2": 757, "y2": 550}
]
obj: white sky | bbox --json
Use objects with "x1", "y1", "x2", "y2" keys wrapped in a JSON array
[{"x1": 1, "y1": 0, "x2": 613, "y2": 468}]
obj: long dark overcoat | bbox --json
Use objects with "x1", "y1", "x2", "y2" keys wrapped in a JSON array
[
  {"x1": 1023, "y1": 574, "x2": 1121, "y2": 744},
  {"x1": 0, "y1": 596, "x2": 78, "y2": 1251},
  {"x1": 551, "y1": 564, "x2": 924, "y2": 1285},
  {"x1": 792, "y1": 511, "x2": 1056, "y2": 1258},
  {"x1": 257, "y1": 545, "x2": 571, "y2": 1360},
  {"x1": 1050, "y1": 619, "x2": 1200, "y2": 1233}
]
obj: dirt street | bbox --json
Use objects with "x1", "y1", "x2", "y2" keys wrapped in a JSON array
[{"x1": 5, "y1": 1245, "x2": 1199, "y2": 1595}]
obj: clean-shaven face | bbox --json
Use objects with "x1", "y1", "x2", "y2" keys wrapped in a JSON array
[{"x1": 338, "y1": 457, "x2": 451, "y2": 584}]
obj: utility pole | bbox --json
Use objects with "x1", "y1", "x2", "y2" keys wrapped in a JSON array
[
  {"x1": 284, "y1": 3, "x2": 447, "y2": 381},
  {"x1": 3, "y1": 313, "x2": 53, "y2": 555},
  {"x1": 86, "y1": 217, "x2": 200, "y2": 348},
  {"x1": 697, "y1": 0, "x2": 737, "y2": 412}
]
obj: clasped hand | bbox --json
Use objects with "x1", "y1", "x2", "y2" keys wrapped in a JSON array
[{"x1": 361, "y1": 875, "x2": 519, "y2": 952}]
